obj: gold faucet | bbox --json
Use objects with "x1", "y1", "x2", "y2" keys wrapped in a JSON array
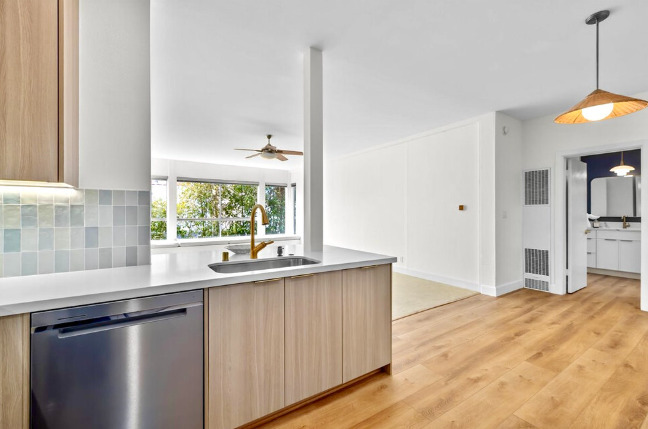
[
  {"x1": 622, "y1": 215, "x2": 630, "y2": 229},
  {"x1": 250, "y1": 204, "x2": 274, "y2": 259}
]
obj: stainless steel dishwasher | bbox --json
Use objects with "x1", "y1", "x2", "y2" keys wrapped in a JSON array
[{"x1": 31, "y1": 290, "x2": 204, "y2": 429}]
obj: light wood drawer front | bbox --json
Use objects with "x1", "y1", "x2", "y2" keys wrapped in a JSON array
[
  {"x1": 596, "y1": 230, "x2": 640, "y2": 241},
  {"x1": 285, "y1": 271, "x2": 343, "y2": 405}
]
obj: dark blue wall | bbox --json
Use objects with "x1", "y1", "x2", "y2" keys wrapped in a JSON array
[{"x1": 581, "y1": 149, "x2": 641, "y2": 213}]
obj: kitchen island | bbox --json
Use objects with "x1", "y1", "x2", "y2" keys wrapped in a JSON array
[{"x1": 0, "y1": 245, "x2": 395, "y2": 429}]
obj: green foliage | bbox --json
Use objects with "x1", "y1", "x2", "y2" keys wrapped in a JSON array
[
  {"x1": 150, "y1": 180, "x2": 286, "y2": 240},
  {"x1": 151, "y1": 197, "x2": 167, "y2": 240},
  {"x1": 176, "y1": 182, "x2": 257, "y2": 238},
  {"x1": 265, "y1": 185, "x2": 285, "y2": 234}
]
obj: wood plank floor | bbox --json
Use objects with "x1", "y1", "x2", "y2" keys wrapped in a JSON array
[{"x1": 266, "y1": 274, "x2": 648, "y2": 428}]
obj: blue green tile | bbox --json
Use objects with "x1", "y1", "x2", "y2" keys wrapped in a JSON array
[
  {"x1": 54, "y1": 205, "x2": 70, "y2": 227},
  {"x1": 4, "y1": 229, "x2": 21, "y2": 253},
  {"x1": 99, "y1": 190, "x2": 112, "y2": 205},
  {"x1": 38, "y1": 228, "x2": 54, "y2": 251},
  {"x1": 3, "y1": 192, "x2": 20, "y2": 204},
  {"x1": 21, "y1": 205, "x2": 37, "y2": 228},
  {"x1": 21, "y1": 252, "x2": 37, "y2": 276}
]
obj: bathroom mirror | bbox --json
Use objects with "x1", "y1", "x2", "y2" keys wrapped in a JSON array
[{"x1": 591, "y1": 176, "x2": 641, "y2": 217}]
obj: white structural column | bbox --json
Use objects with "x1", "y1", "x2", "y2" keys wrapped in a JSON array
[{"x1": 303, "y1": 47, "x2": 324, "y2": 252}]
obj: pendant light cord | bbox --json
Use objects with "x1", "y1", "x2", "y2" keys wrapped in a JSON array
[{"x1": 596, "y1": 20, "x2": 600, "y2": 89}]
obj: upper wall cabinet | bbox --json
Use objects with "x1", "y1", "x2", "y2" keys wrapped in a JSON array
[{"x1": 0, "y1": 0, "x2": 79, "y2": 186}]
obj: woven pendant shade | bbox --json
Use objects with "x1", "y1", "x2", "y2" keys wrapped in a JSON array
[{"x1": 554, "y1": 89, "x2": 648, "y2": 124}]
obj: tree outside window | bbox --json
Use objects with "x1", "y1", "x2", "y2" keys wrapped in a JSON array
[
  {"x1": 151, "y1": 179, "x2": 168, "y2": 240},
  {"x1": 176, "y1": 181, "x2": 257, "y2": 238},
  {"x1": 265, "y1": 185, "x2": 286, "y2": 234}
]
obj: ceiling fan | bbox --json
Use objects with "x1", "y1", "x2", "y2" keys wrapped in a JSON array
[{"x1": 235, "y1": 135, "x2": 303, "y2": 161}]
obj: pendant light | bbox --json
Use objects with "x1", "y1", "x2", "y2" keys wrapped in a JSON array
[
  {"x1": 554, "y1": 10, "x2": 648, "y2": 124},
  {"x1": 610, "y1": 151, "x2": 635, "y2": 176}
]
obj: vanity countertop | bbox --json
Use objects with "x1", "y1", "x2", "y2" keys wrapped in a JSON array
[
  {"x1": 0, "y1": 245, "x2": 396, "y2": 316},
  {"x1": 593, "y1": 228, "x2": 641, "y2": 232}
]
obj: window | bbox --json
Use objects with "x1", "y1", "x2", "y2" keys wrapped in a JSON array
[
  {"x1": 291, "y1": 183, "x2": 296, "y2": 234},
  {"x1": 151, "y1": 178, "x2": 168, "y2": 240},
  {"x1": 176, "y1": 180, "x2": 257, "y2": 238},
  {"x1": 265, "y1": 184, "x2": 286, "y2": 234}
]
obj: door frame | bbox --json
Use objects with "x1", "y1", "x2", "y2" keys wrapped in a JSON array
[{"x1": 553, "y1": 140, "x2": 647, "y2": 310}]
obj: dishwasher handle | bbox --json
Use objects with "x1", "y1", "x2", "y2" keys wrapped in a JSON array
[{"x1": 57, "y1": 308, "x2": 187, "y2": 339}]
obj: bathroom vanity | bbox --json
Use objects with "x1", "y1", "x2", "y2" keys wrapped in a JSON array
[{"x1": 587, "y1": 226, "x2": 641, "y2": 275}]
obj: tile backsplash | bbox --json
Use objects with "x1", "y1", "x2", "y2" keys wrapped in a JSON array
[{"x1": 0, "y1": 188, "x2": 151, "y2": 278}]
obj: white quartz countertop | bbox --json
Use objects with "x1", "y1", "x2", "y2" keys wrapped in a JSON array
[
  {"x1": 0, "y1": 245, "x2": 396, "y2": 316},
  {"x1": 593, "y1": 228, "x2": 641, "y2": 231}
]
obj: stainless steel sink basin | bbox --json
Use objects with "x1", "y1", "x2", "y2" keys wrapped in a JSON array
[{"x1": 208, "y1": 256, "x2": 321, "y2": 274}]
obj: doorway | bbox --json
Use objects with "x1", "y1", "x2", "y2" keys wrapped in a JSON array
[{"x1": 564, "y1": 148, "x2": 642, "y2": 297}]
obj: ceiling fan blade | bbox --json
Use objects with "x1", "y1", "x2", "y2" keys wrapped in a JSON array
[
  {"x1": 276, "y1": 150, "x2": 303, "y2": 156},
  {"x1": 246, "y1": 153, "x2": 262, "y2": 159},
  {"x1": 235, "y1": 148, "x2": 262, "y2": 152},
  {"x1": 276, "y1": 153, "x2": 288, "y2": 161}
]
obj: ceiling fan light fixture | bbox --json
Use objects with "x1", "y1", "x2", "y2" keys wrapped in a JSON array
[
  {"x1": 554, "y1": 10, "x2": 648, "y2": 124},
  {"x1": 260, "y1": 151, "x2": 276, "y2": 159}
]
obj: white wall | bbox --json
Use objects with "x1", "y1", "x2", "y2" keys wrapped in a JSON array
[
  {"x1": 325, "y1": 144, "x2": 407, "y2": 267},
  {"x1": 522, "y1": 90, "x2": 648, "y2": 309},
  {"x1": 495, "y1": 113, "x2": 523, "y2": 289},
  {"x1": 325, "y1": 114, "x2": 516, "y2": 293},
  {"x1": 79, "y1": 0, "x2": 151, "y2": 191}
]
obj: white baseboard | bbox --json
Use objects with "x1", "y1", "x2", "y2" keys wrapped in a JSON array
[
  {"x1": 481, "y1": 279, "x2": 523, "y2": 297},
  {"x1": 393, "y1": 266, "x2": 479, "y2": 292}
]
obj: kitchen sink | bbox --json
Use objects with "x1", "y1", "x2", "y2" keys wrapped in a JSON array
[{"x1": 208, "y1": 256, "x2": 321, "y2": 274}]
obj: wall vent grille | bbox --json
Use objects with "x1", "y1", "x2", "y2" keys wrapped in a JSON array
[
  {"x1": 524, "y1": 169, "x2": 549, "y2": 205},
  {"x1": 525, "y1": 278, "x2": 550, "y2": 292},
  {"x1": 524, "y1": 248, "x2": 549, "y2": 276}
]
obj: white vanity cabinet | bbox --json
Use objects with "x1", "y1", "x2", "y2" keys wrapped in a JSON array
[
  {"x1": 594, "y1": 229, "x2": 641, "y2": 274},
  {"x1": 619, "y1": 239, "x2": 641, "y2": 273},
  {"x1": 587, "y1": 233, "x2": 597, "y2": 268},
  {"x1": 596, "y1": 238, "x2": 619, "y2": 270}
]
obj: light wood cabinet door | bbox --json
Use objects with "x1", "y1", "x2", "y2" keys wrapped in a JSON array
[
  {"x1": 0, "y1": 314, "x2": 30, "y2": 429},
  {"x1": 342, "y1": 264, "x2": 392, "y2": 382},
  {"x1": 207, "y1": 280, "x2": 285, "y2": 429},
  {"x1": 285, "y1": 271, "x2": 342, "y2": 405},
  {"x1": 1, "y1": 0, "x2": 59, "y2": 182},
  {"x1": 618, "y1": 239, "x2": 641, "y2": 273},
  {"x1": 0, "y1": 0, "x2": 79, "y2": 185}
]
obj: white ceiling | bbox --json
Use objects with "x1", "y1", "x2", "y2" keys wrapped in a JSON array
[{"x1": 151, "y1": 0, "x2": 648, "y2": 170}]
